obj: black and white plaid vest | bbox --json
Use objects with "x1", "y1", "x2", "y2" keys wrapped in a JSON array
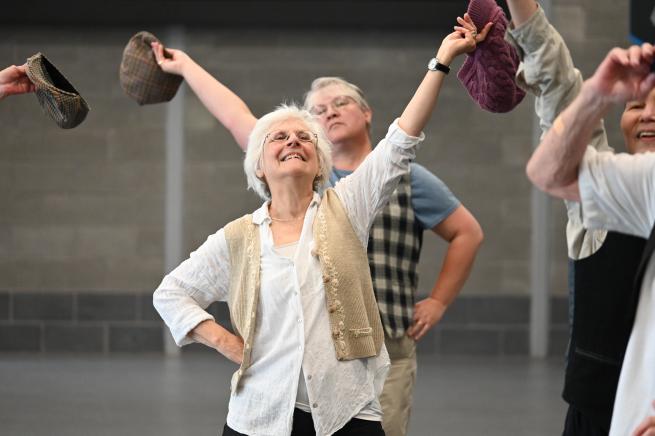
[{"x1": 367, "y1": 173, "x2": 423, "y2": 338}]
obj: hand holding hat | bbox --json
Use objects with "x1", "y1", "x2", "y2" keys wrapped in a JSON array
[
  {"x1": 437, "y1": 17, "x2": 494, "y2": 66},
  {"x1": 457, "y1": 0, "x2": 526, "y2": 113},
  {"x1": 25, "y1": 53, "x2": 90, "y2": 129},
  {"x1": 0, "y1": 64, "x2": 35, "y2": 100},
  {"x1": 120, "y1": 31, "x2": 183, "y2": 105},
  {"x1": 150, "y1": 41, "x2": 189, "y2": 77}
]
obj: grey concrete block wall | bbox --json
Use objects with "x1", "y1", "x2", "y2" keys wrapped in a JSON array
[
  {"x1": 0, "y1": 291, "x2": 569, "y2": 355},
  {"x1": 0, "y1": 291, "x2": 163, "y2": 353},
  {"x1": 0, "y1": 0, "x2": 633, "y2": 353}
]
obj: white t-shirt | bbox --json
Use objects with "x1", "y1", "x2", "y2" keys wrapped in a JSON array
[{"x1": 578, "y1": 147, "x2": 655, "y2": 435}]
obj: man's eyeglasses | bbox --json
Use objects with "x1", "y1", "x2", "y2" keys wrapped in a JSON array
[
  {"x1": 264, "y1": 130, "x2": 318, "y2": 145},
  {"x1": 309, "y1": 95, "x2": 356, "y2": 116}
]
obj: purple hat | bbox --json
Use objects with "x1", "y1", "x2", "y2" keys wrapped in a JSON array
[{"x1": 457, "y1": 0, "x2": 526, "y2": 113}]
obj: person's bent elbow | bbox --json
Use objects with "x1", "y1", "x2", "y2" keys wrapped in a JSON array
[
  {"x1": 525, "y1": 156, "x2": 549, "y2": 191},
  {"x1": 526, "y1": 159, "x2": 580, "y2": 200},
  {"x1": 472, "y1": 221, "x2": 484, "y2": 249},
  {"x1": 525, "y1": 153, "x2": 563, "y2": 193}
]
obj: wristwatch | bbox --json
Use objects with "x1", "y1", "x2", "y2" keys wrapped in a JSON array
[{"x1": 427, "y1": 57, "x2": 450, "y2": 75}]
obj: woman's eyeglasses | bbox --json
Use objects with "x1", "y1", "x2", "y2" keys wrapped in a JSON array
[{"x1": 264, "y1": 130, "x2": 318, "y2": 145}]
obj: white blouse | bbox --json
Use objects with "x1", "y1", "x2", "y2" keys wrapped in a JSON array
[{"x1": 154, "y1": 120, "x2": 423, "y2": 436}]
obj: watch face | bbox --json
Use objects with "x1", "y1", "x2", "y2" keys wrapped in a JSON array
[{"x1": 428, "y1": 58, "x2": 437, "y2": 70}]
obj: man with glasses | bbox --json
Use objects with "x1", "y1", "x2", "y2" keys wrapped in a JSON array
[{"x1": 152, "y1": 34, "x2": 485, "y2": 436}]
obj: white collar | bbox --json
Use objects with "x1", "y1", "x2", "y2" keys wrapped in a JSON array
[{"x1": 251, "y1": 192, "x2": 321, "y2": 225}]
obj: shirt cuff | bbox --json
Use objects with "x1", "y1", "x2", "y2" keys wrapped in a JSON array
[
  {"x1": 386, "y1": 118, "x2": 425, "y2": 149},
  {"x1": 171, "y1": 308, "x2": 215, "y2": 347}
]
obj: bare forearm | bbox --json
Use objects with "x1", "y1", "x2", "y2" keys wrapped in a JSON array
[
  {"x1": 398, "y1": 70, "x2": 447, "y2": 137},
  {"x1": 506, "y1": 0, "x2": 539, "y2": 28},
  {"x1": 429, "y1": 230, "x2": 483, "y2": 307},
  {"x1": 181, "y1": 60, "x2": 257, "y2": 150},
  {"x1": 190, "y1": 319, "x2": 244, "y2": 364},
  {"x1": 526, "y1": 82, "x2": 611, "y2": 199},
  {"x1": 398, "y1": 26, "x2": 481, "y2": 137},
  {"x1": 189, "y1": 319, "x2": 228, "y2": 349}
]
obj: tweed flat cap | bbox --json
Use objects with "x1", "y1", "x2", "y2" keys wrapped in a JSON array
[
  {"x1": 120, "y1": 31, "x2": 183, "y2": 105},
  {"x1": 25, "y1": 53, "x2": 89, "y2": 129},
  {"x1": 457, "y1": 0, "x2": 526, "y2": 113}
]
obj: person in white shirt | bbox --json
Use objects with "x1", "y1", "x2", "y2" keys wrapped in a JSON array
[
  {"x1": 526, "y1": 42, "x2": 655, "y2": 436},
  {"x1": 0, "y1": 64, "x2": 34, "y2": 100},
  {"x1": 153, "y1": 22, "x2": 491, "y2": 436},
  {"x1": 151, "y1": 21, "x2": 488, "y2": 436}
]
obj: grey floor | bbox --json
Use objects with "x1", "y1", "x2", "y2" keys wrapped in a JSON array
[{"x1": 0, "y1": 353, "x2": 566, "y2": 436}]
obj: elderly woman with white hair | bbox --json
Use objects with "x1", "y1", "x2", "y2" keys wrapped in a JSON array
[{"x1": 153, "y1": 24, "x2": 484, "y2": 436}]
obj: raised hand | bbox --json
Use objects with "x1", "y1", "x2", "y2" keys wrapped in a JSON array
[
  {"x1": 456, "y1": 13, "x2": 494, "y2": 45},
  {"x1": 151, "y1": 41, "x2": 191, "y2": 76},
  {"x1": 0, "y1": 64, "x2": 35, "y2": 100},
  {"x1": 436, "y1": 14, "x2": 493, "y2": 65},
  {"x1": 587, "y1": 43, "x2": 655, "y2": 105}
]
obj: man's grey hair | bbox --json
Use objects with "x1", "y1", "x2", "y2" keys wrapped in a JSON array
[
  {"x1": 244, "y1": 104, "x2": 333, "y2": 201},
  {"x1": 303, "y1": 76, "x2": 371, "y2": 112}
]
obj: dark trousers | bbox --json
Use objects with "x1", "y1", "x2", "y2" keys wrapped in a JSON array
[
  {"x1": 223, "y1": 408, "x2": 385, "y2": 436},
  {"x1": 562, "y1": 405, "x2": 608, "y2": 436}
]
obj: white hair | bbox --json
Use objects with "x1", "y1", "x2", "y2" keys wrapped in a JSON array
[
  {"x1": 303, "y1": 76, "x2": 371, "y2": 112},
  {"x1": 244, "y1": 104, "x2": 333, "y2": 201}
]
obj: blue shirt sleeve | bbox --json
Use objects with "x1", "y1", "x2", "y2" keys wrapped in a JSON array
[{"x1": 410, "y1": 163, "x2": 460, "y2": 230}]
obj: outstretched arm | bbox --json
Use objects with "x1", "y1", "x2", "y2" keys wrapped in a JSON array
[
  {"x1": 505, "y1": 0, "x2": 610, "y2": 148},
  {"x1": 0, "y1": 64, "x2": 35, "y2": 100},
  {"x1": 506, "y1": 0, "x2": 538, "y2": 28},
  {"x1": 505, "y1": 0, "x2": 612, "y2": 259},
  {"x1": 336, "y1": 18, "x2": 493, "y2": 243},
  {"x1": 527, "y1": 44, "x2": 655, "y2": 200},
  {"x1": 152, "y1": 42, "x2": 257, "y2": 150},
  {"x1": 398, "y1": 17, "x2": 493, "y2": 136}
]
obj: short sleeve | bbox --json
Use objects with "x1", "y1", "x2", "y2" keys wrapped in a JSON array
[
  {"x1": 579, "y1": 147, "x2": 655, "y2": 239},
  {"x1": 409, "y1": 163, "x2": 460, "y2": 230}
]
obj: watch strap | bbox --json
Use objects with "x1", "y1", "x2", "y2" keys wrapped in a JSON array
[{"x1": 428, "y1": 57, "x2": 450, "y2": 75}]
